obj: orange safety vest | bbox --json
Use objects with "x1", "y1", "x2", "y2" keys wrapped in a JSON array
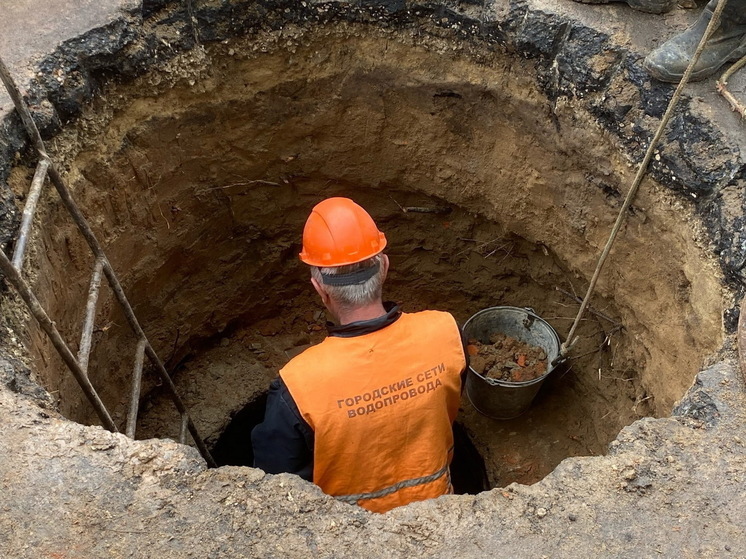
[{"x1": 280, "y1": 311, "x2": 465, "y2": 513}]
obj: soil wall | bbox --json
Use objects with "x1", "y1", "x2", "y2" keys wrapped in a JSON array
[{"x1": 0, "y1": 1, "x2": 744, "y2": 558}]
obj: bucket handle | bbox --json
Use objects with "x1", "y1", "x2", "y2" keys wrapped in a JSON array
[
  {"x1": 550, "y1": 335, "x2": 579, "y2": 368},
  {"x1": 519, "y1": 307, "x2": 565, "y2": 367},
  {"x1": 550, "y1": 354, "x2": 567, "y2": 368}
]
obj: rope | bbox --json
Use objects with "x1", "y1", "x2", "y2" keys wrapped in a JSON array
[
  {"x1": 558, "y1": 0, "x2": 731, "y2": 360},
  {"x1": 716, "y1": 53, "x2": 746, "y2": 118}
]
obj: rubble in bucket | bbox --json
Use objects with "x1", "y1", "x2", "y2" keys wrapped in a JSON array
[{"x1": 467, "y1": 334, "x2": 548, "y2": 383}]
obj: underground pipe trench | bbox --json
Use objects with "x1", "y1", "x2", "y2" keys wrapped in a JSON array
[{"x1": 2, "y1": 23, "x2": 725, "y2": 496}]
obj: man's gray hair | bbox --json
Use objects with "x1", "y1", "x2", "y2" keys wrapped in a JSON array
[{"x1": 311, "y1": 254, "x2": 385, "y2": 310}]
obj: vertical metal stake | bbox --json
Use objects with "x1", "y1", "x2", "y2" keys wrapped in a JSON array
[
  {"x1": 77, "y1": 256, "x2": 105, "y2": 375},
  {"x1": 12, "y1": 158, "x2": 50, "y2": 270},
  {"x1": 179, "y1": 413, "x2": 189, "y2": 445},
  {"x1": 126, "y1": 338, "x2": 147, "y2": 439}
]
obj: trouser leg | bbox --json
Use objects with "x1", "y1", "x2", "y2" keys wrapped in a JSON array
[{"x1": 721, "y1": 0, "x2": 746, "y2": 25}]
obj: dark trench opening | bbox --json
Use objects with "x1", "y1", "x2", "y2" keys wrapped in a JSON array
[
  {"x1": 211, "y1": 392, "x2": 489, "y2": 495},
  {"x1": 211, "y1": 393, "x2": 268, "y2": 468}
]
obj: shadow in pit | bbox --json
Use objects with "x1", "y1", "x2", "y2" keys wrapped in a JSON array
[
  {"x1": 451, "y1": 422, "x2": 490, "y2": 495},
  {"x1": 211, "y1": 393, "x2": 268, "y2": 467},
  {"x1": 212, "y1": 394, "x2": 490, "y2": 496}
]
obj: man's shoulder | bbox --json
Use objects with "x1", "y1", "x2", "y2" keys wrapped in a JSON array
[
  {"x1": 400, "y1": 309, "x2": 462, "y2": 340},
  {"x1": 402, "y1": 309, "x2": 458, "y2": 324},
  {"x1": 280, "y1": 337, "x2": 335, "y2": 374},
  {"x1": 406, "y1": 309, "x2": 455, "y2": 317}
]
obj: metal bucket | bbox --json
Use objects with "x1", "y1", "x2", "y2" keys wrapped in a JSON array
[{"x1": 463, "y1": 306, "x2": 561, "y2": 420}]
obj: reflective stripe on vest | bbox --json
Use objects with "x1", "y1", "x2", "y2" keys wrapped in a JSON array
[
  {"x1": 280, "y1": 310, "x2": 465, "y2": 513},
  {"x1": 335, "y1": 446, "x2": 454, "y2": 505}
]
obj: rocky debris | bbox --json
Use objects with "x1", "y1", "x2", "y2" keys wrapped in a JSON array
[
  {"x1": 468, "y1": 334, "x2": 548, "y2": 382},
  {"x1": 0, "y1": 356, "x2": 53, "y2": 405},
  {"x1": 672, "y1": 362, "x2": 730, "y2": 427},
  {"x1": 0, "y1": 356, "x2": 743, "y2": 559}
]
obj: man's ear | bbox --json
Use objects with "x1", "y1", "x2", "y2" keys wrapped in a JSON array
[
  {"x1": 381, "y1": 254, "x2": 390, "y2": 282},
  {"x1": 311, "y1": 276, "x2": 330, "y2": 306}
]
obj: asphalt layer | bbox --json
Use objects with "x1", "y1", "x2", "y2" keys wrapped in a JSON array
[{"x1": 0, "y1": 0, "x2": 139, "y2": 111}]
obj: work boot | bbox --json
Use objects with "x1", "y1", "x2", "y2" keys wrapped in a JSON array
[
  {"x1": 571, "y1": 0, "x2": 677, "y2": 15},
  {"x1": 644, "y1": 0, "x2": 746, "y2": 82}
]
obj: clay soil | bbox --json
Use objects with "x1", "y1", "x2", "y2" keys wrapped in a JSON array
[{"x1": 468, "y1": 334, "x2": 548, "y2": 383}]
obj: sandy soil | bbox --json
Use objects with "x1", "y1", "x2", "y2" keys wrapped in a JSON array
[{"x1": 1, "y1": 21, "x2": 723, "y2": 492}]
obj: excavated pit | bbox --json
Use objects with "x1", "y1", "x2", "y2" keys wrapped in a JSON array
[{"x1": 5, "y1": 24, "x2": 725, "y2": 492}]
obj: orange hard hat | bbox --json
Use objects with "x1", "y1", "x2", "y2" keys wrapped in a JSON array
[{"x1": 299, "y1": 197, "x2": 387, "y2": 267}]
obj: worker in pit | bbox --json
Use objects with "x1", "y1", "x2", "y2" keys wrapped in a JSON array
[
  {"x1": 251, "y1": 197, "x2": 467, "y2": 513},
  {"x1": 569, "y1": 0, "x2": 746, "y2": 83}
]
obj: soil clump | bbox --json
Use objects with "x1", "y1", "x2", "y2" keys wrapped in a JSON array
[{"x1": 468, "y1": 334, "x2": 548, "y2": 383}]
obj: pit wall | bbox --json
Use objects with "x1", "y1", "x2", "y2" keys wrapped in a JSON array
[
  {"x1": 4, "y1": 21, "x2": 726, "y2": 432},
  {"x1": 0, "y1": 1, "x2": 735, "y2": 419},
  {"x1": 0, "y1": 0, "x2": 743, "y2": 265},
  {"x1": 0, "y1": 2, "x2": 743, "y2": 558}
]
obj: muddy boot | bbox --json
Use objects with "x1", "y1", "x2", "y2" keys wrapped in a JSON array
[
  {"x1": 571, "y1": 0, "x2": 677, "y2": 14},
  {"x1": 644, "y1": 0, "x2": 746, "y2": 82}
]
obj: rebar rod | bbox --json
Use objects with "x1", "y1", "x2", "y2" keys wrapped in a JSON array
[
  {"x1": 47, "y1": 168, "x2": 216, "y2": 465},
  {"x1": 143, "y1": 341, "x2": 216, "y2": 465},
  {"x1": 126, "y1": 338, "x2": 147, "y2": 439},
  {"x1": 12, "y1": 158, "x2": 50, "y2": 270},
  {"x1": 0, "y1": 248, "x2": 117, "y2": 431},
  {"x1": 560, "y1": 0, "x2": 731, "y2": 358},
  {"x1": 77, "y1": 256, "x2": 105, "y2": 375},
  {"x1": 179, "y1": 413, "x2": 189, "y2": 445}
]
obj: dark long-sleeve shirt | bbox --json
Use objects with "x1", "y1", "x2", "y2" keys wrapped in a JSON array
[{"x1": 251, "y1": 376, "x2": 314, "y2": 480}]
